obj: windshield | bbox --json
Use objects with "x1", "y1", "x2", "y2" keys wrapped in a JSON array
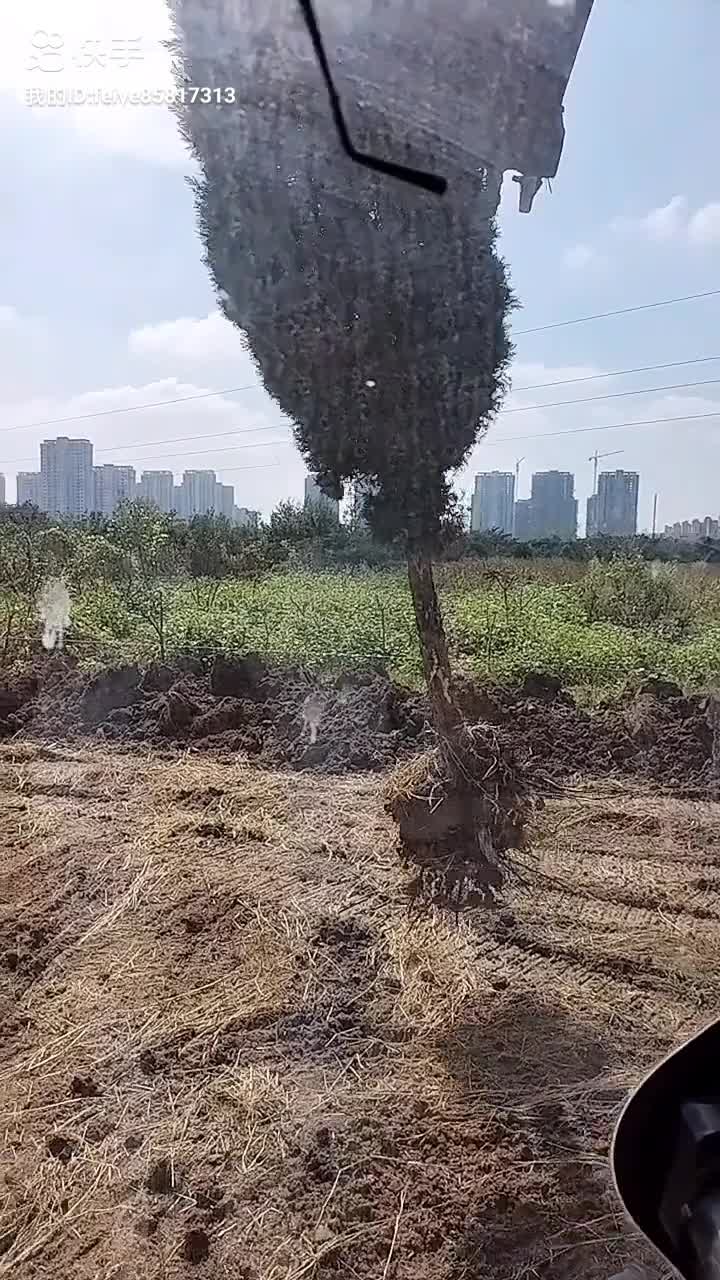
[{"x1": 2, "y1": 5, "x2": 720, "y2": 1280}]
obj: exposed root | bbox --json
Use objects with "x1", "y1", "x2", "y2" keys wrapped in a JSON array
[{"x1": 384, "y1": 723, "x2": 534, "y2": 909}]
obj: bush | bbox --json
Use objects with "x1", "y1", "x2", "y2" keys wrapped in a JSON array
[{"x1": 581, "y1": 556, "x2": 693, "y2": 638}]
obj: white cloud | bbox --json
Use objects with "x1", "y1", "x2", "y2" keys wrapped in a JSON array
[
  {"x1": 0, "y1": 304, "x2": 40, "y2": 337},
  {"x1": 644, "y1": 195, "x2": 689, "y2": 241},
  {"x1": 128, "y1": 312, "x2": 250, "y2": 367},
  {"x1": 562, "y1": 242, "x2": 607, "y2": 272},
  {"x1": 61, "y1": 103, "x2": 190, "y2": 171},
  {"x1": 0, "y1": 305, "x2": 52, "y2": 399},
  {"x1": 612, "y1": 195, "x2": 720, "y2": 249},
  {"x1": 688, "y1": 202, "x2": 720, "y2": 246},
  {"x1": 1, "y1": 0, "x2": 189, "y2": 168}
]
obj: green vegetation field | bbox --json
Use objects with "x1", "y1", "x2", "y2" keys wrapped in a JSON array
[
  {"x1": 3, "y1": 501, "x2": 720, "y2": 700},
  {"x1": 67, "y1": 565, "x2": 720, "y2": 699}
]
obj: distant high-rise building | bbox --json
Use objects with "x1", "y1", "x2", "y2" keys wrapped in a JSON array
[
  {"x1": 16, "y1": 472, "x2": 41, "y2": 507},
  {"x1": 215, "y1": 482, "x2": 235, "y2": 519},
  {"x1": 40, "y1": 437, "x2": 93, "y2": 516},
  {"x1": 516, "y1": 471, "x2": 577, "y2": 540},
  {"x1": 172, "y1": 485, "x2": 185, "y2": 517},
  {"x1": 138, "y1": 471, "x2": 174, "y2": 513},
  {"x1": 588, "y1": 470, "x2": 639, "y2": 536},
  {"x1": 470, "y1": 472, "x2": 515, "y2": 534},
  {"x1": 0, "y1": 474, "x2": 5, "y2": 505},
  {"x1": 665, "y1": 516, "x2": 720, "y2": 542},
  {"x1": 234, "y1": 506, "x2": 260, "y2": 529},
  {"x1": 513, "y1": 498, "x2": 534, "y2": 540},
  {"x1": 92, "y1": 464, "x2": 136, "y2": 516},
  {"x1": 304, "y1": 474, "x2": 339, "y2": 522},
  {"x1": 181, "y1": 470, "x2": 218, "y2": 517},
  {"x1": 586, "y1": 492, "x2": 599, "y2": 537}
]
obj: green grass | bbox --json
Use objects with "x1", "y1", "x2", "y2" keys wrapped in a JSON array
[{"x1": 25, "y1": 559, "x2": 720, "y2": 702}]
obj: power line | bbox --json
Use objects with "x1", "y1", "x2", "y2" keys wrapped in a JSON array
[
  {"x1": 114, "y1": 439, "x2": 292, "y2": 467},
  {"x1": 487, "y1": 407, "x2": 720, "y2": 446},
  {"x1": 30, "y1": 366, "x2": 717, "y2": 465},
  {"x1": 512, "y1": 354, "x2": 720, "y2": 392},
  {"x1": 5, "y1": 400, "x2": 720, "y2": 471},
  {"x1": 500, "y1": 375, "x2": 720, "y2": 416},
  {"x1": 0, "y1": 312, "x2": 717, "y2": 437},
  {"x1": 213, "y1": 460, "x2": 284, "y2": 476},
  {"x1": 0, "y1": 290, "x2": 716, "y2": 439},
  {"x1": 0, "y1": 421, "x2": 292, "y2": 469},
  {"x1": 6, "y1": 371, "x2": 720, "y2": 469},
  {"x1": 98, "y1": 422, "x2": 287, "y2": 457},
  {"x1": 0, "y1": 381, "x2": 266, "y2": 436},
  {"x1": 130, "y1": 406, "x2": 720, "y2": 456},
  {"x1": 7, "y1": 405, "x2": 719, "y2": 475},
  {"x1": 5, "y1": 363, "x2": 720, "y2": 468},
  {"x1": 513, "y1": 288, "x2": 720, "y2": 336}
]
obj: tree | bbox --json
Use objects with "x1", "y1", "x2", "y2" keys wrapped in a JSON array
[
  {"x1": 178, "y1": 513, "x2": 272, "y2": 606},
  {"x1": 170, "y1": 0, "x2": 532, "y2": 899},
  {"x1": 268, "y1": 500, "x2": 341, "y2": 547},
  {"x1": 106, "y1": 501, "x2": 181, "y2": 660}
]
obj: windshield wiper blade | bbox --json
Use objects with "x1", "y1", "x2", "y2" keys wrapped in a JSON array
[{"x1": 297, "y1": 0, "x2": 447, "y2": 195}]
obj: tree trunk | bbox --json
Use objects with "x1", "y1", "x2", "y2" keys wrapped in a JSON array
[{"x1": 406, "y1": 551, "x2": 462, "y2": 736}]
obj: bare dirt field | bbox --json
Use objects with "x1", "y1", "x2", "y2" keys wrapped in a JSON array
[{"x1": 3, "y1": 738, "x2": 720, "y2": 1279}]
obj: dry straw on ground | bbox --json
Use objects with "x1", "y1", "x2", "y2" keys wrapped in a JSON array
[{"x1": 2, "y1": 742, "x2": 719, "y2": 1278}]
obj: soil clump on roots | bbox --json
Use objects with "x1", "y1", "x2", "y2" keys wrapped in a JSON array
[{"x1": 384, "y1": 723, "x2": 534, "y2": 908}]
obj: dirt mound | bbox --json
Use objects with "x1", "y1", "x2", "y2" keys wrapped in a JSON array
[
  {"x1": 453, "y1": 683, "x2": 717, "y2": 796},
  {"x1": 1, "y1": 656, "x2": 717, "y2": 793},
  {"x1": 210, "y1": 653, "x2": 270, "y2": 699}
]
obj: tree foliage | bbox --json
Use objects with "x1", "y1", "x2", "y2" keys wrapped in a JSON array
[{"x1": 169, "y1": 2, "x2": 514, "y2": 549}]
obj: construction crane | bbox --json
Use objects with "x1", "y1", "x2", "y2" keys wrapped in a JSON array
[{"x1": 589, "y1": 449, "x2": 624, "y2": 494}]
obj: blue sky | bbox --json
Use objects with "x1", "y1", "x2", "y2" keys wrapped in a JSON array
[{"x1": 1, "y1": 0, "x2": 719, "y2": 530}]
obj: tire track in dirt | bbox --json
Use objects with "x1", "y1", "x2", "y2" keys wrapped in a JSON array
[
  {"x1": 537, "y1": 847, "x2": 720, "y2": 924},
  {"x1": 490, "y1": 917, "x2": 711, "y2": 1004},
  {"x1": 468, "y1": 928, "x2": 688, "y2": 1037},
  {"x1": 519, "y1": 884, "x2": 720, "y2": 948},
  {"x1": 545, "y1": 798, "x2": 720, "y2": 864},
  {"x1": 562, "y1": 842, "x2": 720, "y2": 874}
]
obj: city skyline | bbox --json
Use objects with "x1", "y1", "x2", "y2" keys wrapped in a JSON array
[
  {"x1": 6, "y1": 437, "x2": 260, "y2": 524},
  {"x1": 1, "y1": 445, "x2": 717, "y2": 540},
  {"x1": 472, "y1": 467, "x2": 645, "y2": 539}
]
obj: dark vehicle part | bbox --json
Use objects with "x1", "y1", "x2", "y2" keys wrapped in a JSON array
[
  {"x1": 612, "y1": 1018, "x2": 720, "y2": 1280},
  {"x1": 172, "y1": 0, "x2": 596, "y2": 214}
]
